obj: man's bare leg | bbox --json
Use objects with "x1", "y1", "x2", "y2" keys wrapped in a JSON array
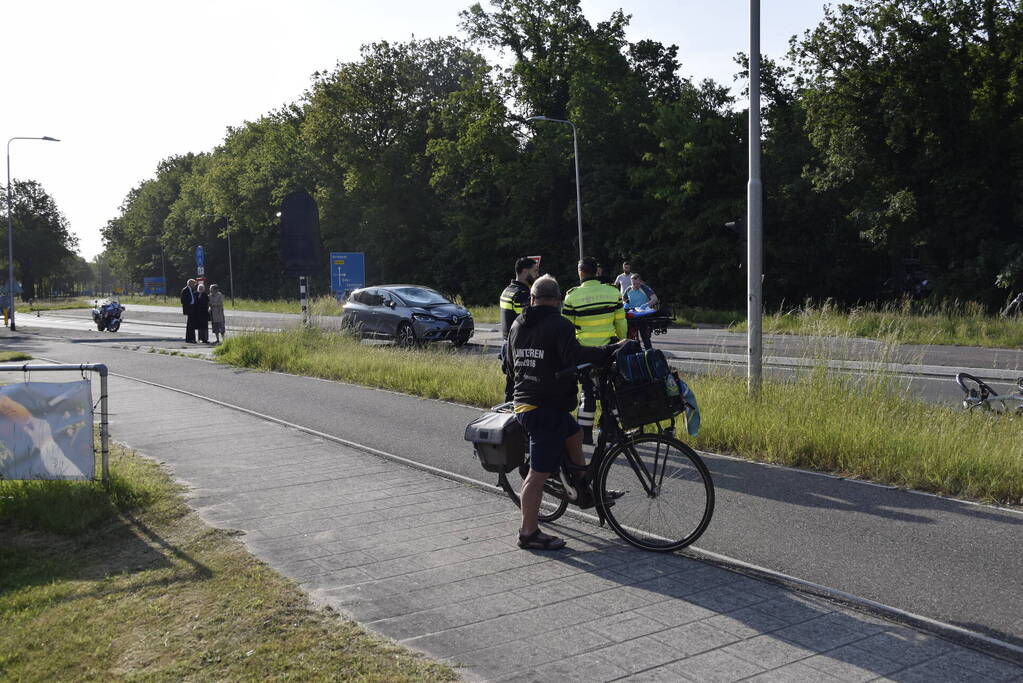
[
  {"x1": 519, "y1": 467, "x2": 565, "y2": 549},
  {"x1": 565, "y1": 428, "x2": 586, "y2": 468},
  {"x1": 520, "y1": 468, "x2": 550, "y2": 535}
]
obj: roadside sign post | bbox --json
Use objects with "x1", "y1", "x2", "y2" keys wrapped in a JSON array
[
  {"x1": 142, "y1": 277, "x2": 166, "y2": 295},
  {"x1": 329, "y1": 252, "x2": 365, "y2": 300},
  {"x1": 279, "y1": 190, "x2": 322, "y2": 327}
]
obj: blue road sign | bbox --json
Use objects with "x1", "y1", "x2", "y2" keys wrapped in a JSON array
[
  {"x1": 143, "y1": 277, "x2": 166, "y2": 295},
  {"x1": 330, "y1": 252, "x2": 365, "y2": 297},
  {"x1": 196, "y1": 245, "x2": 205, "y2": 268}
]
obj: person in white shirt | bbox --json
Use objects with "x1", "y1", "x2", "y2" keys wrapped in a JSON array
[{"x1": 613, "y1": 261, "x2": 633, "y2": 295}]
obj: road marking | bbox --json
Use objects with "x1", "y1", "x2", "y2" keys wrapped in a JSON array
[{"x1": 34, "y1": 354, "x2": 1023, "y2": 664}]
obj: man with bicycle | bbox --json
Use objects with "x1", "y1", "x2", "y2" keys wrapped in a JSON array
[{"x1": 506, "y1": 274, "x2": 625, "y2": 550}]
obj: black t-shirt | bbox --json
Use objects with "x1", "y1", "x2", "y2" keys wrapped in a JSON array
[{"x1": 507, "y1": 305, "x2": 612, "y2": 411}]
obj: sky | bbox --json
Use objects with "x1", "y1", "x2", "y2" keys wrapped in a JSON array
[{"x1": 1, "y1": 0, "x2": 828, "y2": 260}]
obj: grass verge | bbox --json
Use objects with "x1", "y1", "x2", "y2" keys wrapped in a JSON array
[
  {"x1": 0, "y1": 443, "x2": 456, "y2": 681},
  {"x1": 19, "y1": 299, "x2": 92, "y2": 312},
  {"x1": 730, "y1": 298, "x2": 1023, "y2": 348},
  {"x1": 215, "y1": 327, "x2": 1023, "y2": 506},
  {"x1": 0, "y1": 352, "x2": 32, "y2": 362}
]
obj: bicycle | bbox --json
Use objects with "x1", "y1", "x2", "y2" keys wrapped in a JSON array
[
  {"x1": 956, "y1": 372, "x2": 1023, "y2": 414},
  {"x1": 486, "y1": 362, "x2": 715, "y2": 552}
]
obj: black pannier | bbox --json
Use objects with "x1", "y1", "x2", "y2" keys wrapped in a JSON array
[
  {"x1": 464, "y1": 411, "x2": 527, "y2": 473},
  {"x1": 614, "y1": 379, "x2": 678, "y2": 429}
]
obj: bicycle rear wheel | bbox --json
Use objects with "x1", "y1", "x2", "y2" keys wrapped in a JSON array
[
  {"x1": 597, "y1": 434, "x2": 714, "y2": 552},
  {"x1": 497, "y1": 465, "x2": 568, "y2": 523}
]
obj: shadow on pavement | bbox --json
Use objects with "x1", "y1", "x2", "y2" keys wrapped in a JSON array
[{"x1": 706, "y1": 453, "x2": 1021, "y2": 526}]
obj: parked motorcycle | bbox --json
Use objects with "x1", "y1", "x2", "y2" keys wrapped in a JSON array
[{"x1": 92, "y1": 299, "x2": 125, "y2": 332}]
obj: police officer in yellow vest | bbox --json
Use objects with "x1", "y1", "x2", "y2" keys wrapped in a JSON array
[
  {"x1": 563, "y1": 257, "x2": 627, "y2": 443},
  {"x1": 499, "y1": 257, "x2": 540, "y2": 401}
]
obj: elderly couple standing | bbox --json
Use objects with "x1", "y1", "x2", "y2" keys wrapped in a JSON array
[{"x1": 180, "y1": 279, "x2": 226, "y2": 344}]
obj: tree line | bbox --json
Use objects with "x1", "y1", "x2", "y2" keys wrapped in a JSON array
[{"x1": 17, "y1": 0, "x2": 1023, "y2": 309}]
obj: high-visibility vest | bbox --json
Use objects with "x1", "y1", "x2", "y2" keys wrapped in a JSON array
[
  {"x1": 499, "y1": 280, "x2": 530, "y2": 339},
  {"x1": 563, "y1": 278, "x2": 627, "y2": 346}
]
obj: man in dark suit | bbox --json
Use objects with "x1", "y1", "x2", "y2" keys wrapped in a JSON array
[{"x1": 180, "y1": 279, "x2": 197, "y2": 343}]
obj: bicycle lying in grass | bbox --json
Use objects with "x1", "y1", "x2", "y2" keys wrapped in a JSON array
[
  {"x1": 466, "y1": 360, "x2": 714, "y2": 552},
  {"x1": 956, "y1": 372, "x2": 1023, "y2": 413}
]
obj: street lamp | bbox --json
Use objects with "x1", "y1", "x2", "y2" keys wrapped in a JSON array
[
  {"x1": 6, "y1": 136, "x2": 60, "y2": 331},
  {"x1": 526, "y1": 116, "x2": 584, "y2": 261},
  {"x1": 202, "y1": 214, "x2": 235, "y2": 306},
  {"x1": 748, "y1": 0, "x2": 764, "y2": 395}
]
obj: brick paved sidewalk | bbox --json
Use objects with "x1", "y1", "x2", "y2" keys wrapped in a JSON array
[{"x1": 108, "y1": 376, "x2": 1022, "y2": 682}]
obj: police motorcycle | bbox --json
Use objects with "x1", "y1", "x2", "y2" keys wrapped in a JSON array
[{"x1": 92, "y1": 299, "x2": 125, "y2": 332}]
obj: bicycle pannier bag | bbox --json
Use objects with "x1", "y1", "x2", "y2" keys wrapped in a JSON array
[
  {"x1": 618, "y1": 349, "x2": 671, "y2": 384},
  {"x1": 614, "y1": 380, "x2": 677, "y2": 429},
  {"x1": 464, "y1": 411, "x2": 527, "y2": 473}
]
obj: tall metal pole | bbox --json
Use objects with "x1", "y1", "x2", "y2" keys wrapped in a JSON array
[
  {"x1": 526, "y1": 116, "x2": 584, "y2": 260},
  {"x1": 160, "y1": 248, "x2": 167, "y2": 301},
  {"x1": 748, "y1": 0, "x2": 764, "y2": 395},
  {"x1": 6, "y1": 136, "x2": 59, "y2": 332},
  {"x1": 203, "y1": 214, "x2": 235, "y2": 306},
  {"x1": 570, "y1": 122, "x2": 583, "y2": 261},
  {"x1": 226, "y1": 229, "x2": 235, "y2": 307},
  {"x1": 6, "y1": 144, "x2": 14, "y2": 331}
]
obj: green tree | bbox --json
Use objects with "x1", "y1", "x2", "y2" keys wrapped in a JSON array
[
  {"x1": 792, "y1": 0, "x2": 1023, "y2": 304},
  {"x1": 303, "y1": 38, "x2": 485, "y2": 290},
  {"x1": 1, "y1": 179, "x2": 78, "y2": 300}
]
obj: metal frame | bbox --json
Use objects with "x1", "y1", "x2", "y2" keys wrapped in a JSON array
[{"x1": 0, "y1": 363, "x2": 109, "y2": 481}]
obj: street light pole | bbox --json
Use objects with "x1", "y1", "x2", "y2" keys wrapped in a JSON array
[
  {"x1": 748, "y1": 0, "x2": 764, "y2": 395},
  {"x1": 526, "y1": 116, "x2": 584, "y2": 261},
  {"x1": 6, "y1": 136, "x2": 60, "y2": 332},
  {"x1": 203, "y1": 214, "x2": 235, "y2": 306}
]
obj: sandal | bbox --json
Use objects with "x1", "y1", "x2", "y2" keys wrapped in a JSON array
[{"x1": 517, "y1": 528, "x2": 566, "y2": 550}]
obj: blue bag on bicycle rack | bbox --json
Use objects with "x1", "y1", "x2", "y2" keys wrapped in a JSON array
[{"x1": 619, "y1": 349, "x2": 670, "y2": 384}]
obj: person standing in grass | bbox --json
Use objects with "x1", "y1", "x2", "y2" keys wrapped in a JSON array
[{"x1": 209, "y1": 284, "x2": 226, "y2": 344}]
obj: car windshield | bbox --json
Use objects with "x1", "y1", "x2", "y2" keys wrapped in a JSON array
[{"x1": 391, "y1": 287, "x2": 450, "y2": 306}]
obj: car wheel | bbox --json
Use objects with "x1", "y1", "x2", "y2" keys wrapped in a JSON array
[
  {"x1": 395, "y1": 322, "x2": 417, "y2": 348},
  {"x1": 452, "y1": 335, "x2": 470, "y2": 347}
]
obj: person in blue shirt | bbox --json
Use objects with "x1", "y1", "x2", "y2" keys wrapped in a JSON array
[
  {"x1": 623, "y1": 273, "x2": 659, "y2": 349},
  {"x1": 624, "y1": 273, "x2": 658, "y2": 309}
]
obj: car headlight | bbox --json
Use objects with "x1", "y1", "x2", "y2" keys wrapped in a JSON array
[{"x1": 411, "y1": 312, "x2": 435, "y2": 321}]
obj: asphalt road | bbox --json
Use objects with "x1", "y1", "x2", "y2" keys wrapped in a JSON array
[
  {"x1": 6, "y1": 312, "x2": 1023, "y2": 652},
  {"x1": 31, "y1": 304, "x2": 1023, "y2": 404}
]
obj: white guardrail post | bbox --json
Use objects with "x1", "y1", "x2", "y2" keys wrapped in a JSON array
[{"x1": 0, "y1": 363, "x2": 110, "y2": 482}]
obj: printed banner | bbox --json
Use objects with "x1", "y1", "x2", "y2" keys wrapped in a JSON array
[{"x1": 0, "y1": 381, "x2": 94, "y2": 480}]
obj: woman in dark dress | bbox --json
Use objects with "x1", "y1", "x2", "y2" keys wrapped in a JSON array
[{"x1": 194, "y1": 283, "x2": 211, "y2": 343}]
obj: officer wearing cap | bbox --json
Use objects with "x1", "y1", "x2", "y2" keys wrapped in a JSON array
[{"x1": 499, "y1": 257, "x2": 539, "y2": 401}]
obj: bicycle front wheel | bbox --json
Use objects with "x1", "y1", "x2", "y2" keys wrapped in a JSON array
[{"x1": 598, "y1": 434, "x2": 714, "y2": 552}]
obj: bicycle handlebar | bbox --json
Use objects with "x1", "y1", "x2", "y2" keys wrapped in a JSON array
[
  {"x1": 555, "y1": 362, "x2": 595, "y2": 381},
  {"x1": 955, "y1": 372, "x2": 997, "y2": 398}
]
